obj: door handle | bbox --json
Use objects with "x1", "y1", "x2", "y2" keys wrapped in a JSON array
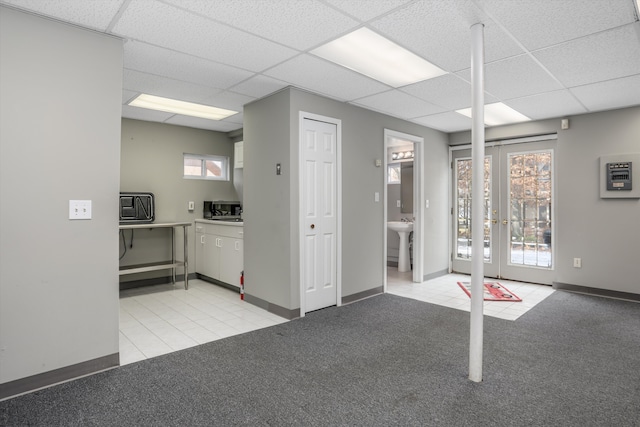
[
  {"x1": 502, "y1": 219, "x2": 508, "y2": 225},
  {"x1": 491, "y1": 219, "x2": 497, "y2": 224},
  {"x1": 310, "y1": 224, "x2": 315, "y2": 229},
  {"x1": 200, "y1": 235, "x2": 205, "y2": 244}
]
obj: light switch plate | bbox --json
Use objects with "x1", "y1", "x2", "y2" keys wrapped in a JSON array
[
  {"x1": 188, "y1": 201, "x2": 195, "y2": 211},
  {"x1": 69, "y1": 200, "x2": 92, "y2": 220}
]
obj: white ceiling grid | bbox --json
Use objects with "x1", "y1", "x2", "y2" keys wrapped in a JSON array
[{"x1": 1, "y1": 0, "x2": 639, "y2": 133}]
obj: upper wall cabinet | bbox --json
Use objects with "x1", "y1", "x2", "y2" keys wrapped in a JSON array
[{"x1": 234, "y1": 141, "x2": 243, "y2": 169}]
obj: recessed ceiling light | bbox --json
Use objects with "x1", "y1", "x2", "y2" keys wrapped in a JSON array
[
  {"x1": 311, "y1": 27, "x2": 447, "y2": 88},
  {"x1": 455, "y1": 102, "x2": 531, "y2": 127},
  {"x1": 128, "y1": 94, "x2": 238, "y2": 121}
]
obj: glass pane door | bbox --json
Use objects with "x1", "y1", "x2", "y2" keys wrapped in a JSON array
[
  {"x1": 452, "y1": 141, "x2": 555, "y2": 285},
  {"x1": 499, "y1": 144, "x2": 555, "y2": 284},
  {"x1": 508, "y1": 151, "x2": 552, "y2": 268},
  {"x1": 451, "y1": 152, "x2": 499, "y2": 278}
]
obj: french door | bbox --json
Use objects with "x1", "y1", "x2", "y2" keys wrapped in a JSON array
[{"x1": 452, "y1": 140, "x2": 555, "y2": 285}]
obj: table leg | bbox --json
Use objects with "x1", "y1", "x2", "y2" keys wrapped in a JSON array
[
  {"x1": 184, "y1": 225, "x2": 189, "y2": 290},
  {"x1": 171, "y1": 227, "x2": 176, "y2": 284}
]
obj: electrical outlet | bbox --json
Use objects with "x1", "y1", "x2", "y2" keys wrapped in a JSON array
[{"x1": 573, "y1": 258, "x2": 582, "y2": 268}]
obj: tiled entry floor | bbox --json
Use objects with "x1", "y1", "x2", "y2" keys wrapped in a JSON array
[
  {"x1": 119, "y1": 279, "x2": 289, "y2": 365},
  {"x1": 387, "y1": 268, "x2": 555, "y2": 321}
]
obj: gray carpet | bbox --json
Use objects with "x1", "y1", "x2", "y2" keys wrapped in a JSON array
[{"x1": 1, "y1": 291, "x2": 639, "y2": 426}]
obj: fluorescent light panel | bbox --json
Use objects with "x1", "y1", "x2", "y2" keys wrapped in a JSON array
[
  {"x1": 128, "y1": 94, "x2": 237, "y2": 120},
  {"x1": 456, "y1": 102, "x2": 531, "y2": 127},
  {"x1": 311, "y1": 28, "x2": 447, "y2": 87}
]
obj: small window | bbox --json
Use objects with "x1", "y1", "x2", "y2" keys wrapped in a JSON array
[
  {"x1": 183, "y1": 153, "x2": 229, "y2": 181},
  {"x1": 388, "y1": 163, "x2": 401, "y2": 184}
]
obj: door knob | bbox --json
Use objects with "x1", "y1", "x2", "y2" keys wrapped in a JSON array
[
  {"x1": 502, "y1": 219, "x2": 508, "y2": 225},
  {"x1": 491, "y1": 219, "x2": 497, "y2": 224},
  {"x1": 310, "y1": 224, "x2": 315, "y2": 229}
]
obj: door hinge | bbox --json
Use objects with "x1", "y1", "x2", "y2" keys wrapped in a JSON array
[{"x1": 451, "y1": 207, "x2": 454, "y2": 215}]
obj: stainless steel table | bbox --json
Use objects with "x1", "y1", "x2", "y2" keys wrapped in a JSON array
[{"x1": 118, "y1": 222, "x2": 192, "y2": 289}]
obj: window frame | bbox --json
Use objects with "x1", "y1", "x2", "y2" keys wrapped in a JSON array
[
  {"x1": 387, "y1": 163, "x2": 401, "y2": 184},
  {"x1": 183, "y1": 153, "x2": 230, "y2": 181}
]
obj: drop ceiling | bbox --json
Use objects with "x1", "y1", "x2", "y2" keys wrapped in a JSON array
[{"x1": 2, "y1": 0, "x2": 639, "y2": 133}]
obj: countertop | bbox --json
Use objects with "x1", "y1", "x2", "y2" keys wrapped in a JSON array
[
  {"x1": 119, "y1": 221, "x2": 192, "y2": 229},
  {"x1": 195, "y1": 218, "x2": 244, "y2": 227}
]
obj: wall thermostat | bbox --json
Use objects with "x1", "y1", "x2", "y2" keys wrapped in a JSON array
[{"x1": 606, "y1": 162, "x2": 632, "y2": 191}]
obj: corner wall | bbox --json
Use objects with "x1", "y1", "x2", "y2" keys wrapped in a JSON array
[
  {"x1": 243, "y1": 87, "x2": 450, "y2": 314},
  {"x1": 0, "y1": 7, "x2": 123, "y2": 396}
]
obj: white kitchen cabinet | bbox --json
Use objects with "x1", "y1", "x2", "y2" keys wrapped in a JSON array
[
  {"x1": 195, "y1": 220, "x2": 243, "y2": 288},
  {"x1": 234, "y1": 141, "x2": 243, "y2": 169}
]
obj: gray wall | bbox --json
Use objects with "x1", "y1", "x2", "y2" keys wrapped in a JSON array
[
  {"x1": 243, "y1": 89, "x2": 293, "y2": 309},
  {"x1": 0, "y1": 7, "x2": 122, "y2": 385},
  {"x1": 119, "y1": 119, "x2": 236, "y2": 282},
  {"x1": 449, "y1": 106, "x2": 640, "y2": 295},
  {"x1": 244, "y1": 87, "x2": 450, "y2": 312}
]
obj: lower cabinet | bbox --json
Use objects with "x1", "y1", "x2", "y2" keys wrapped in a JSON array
[{"x1": 195, "y1": 221, "x2": 243, "y2": 288}]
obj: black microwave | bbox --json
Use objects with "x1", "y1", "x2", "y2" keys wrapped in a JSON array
[{"x1": 203, "y1": 201, "x2": 242, "y2": 218}]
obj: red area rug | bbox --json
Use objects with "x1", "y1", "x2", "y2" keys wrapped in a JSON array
[{"x1": 457, "y1": 281, "x2": 522, "y2": 302}]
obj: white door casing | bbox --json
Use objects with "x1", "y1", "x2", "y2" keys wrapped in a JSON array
[
  {"x1": 383, "y1": 129, "x2": 424, "y2": 291},
  {"x1": 299, "y1": 113, "x2": 341, "y2": 315}
]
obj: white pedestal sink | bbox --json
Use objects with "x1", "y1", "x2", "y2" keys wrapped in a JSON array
[{"x1": 388, "y1": 221, "x2": 413, "y2": 272}]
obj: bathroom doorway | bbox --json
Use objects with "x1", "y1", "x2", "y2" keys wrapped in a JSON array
[{"x1": 384, "y1": 129, "x2": 424, "y2": 291}]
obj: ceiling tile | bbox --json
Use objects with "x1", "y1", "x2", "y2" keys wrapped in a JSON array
[
  {"x1": 164, "y1": 115, "x2": 242, "y2": 132},
  {"x1": 264, "y1": 54, "x2": 389, "y2": 101},
  {"x1": 457, "y1": 54, "x2": 564, "y2": 100},
  {"x1": 533, "y1": 24, "x2": 640, "y2": 88},
  {"x1": 504, "y1": 90, "x2": 587, "y2": 120},
  {"x1": 221, "y1": 112, "x2": 244, "y2": 126},
  {"x1": 123, "y1": 40, "x2": 253, "y2": 90},
  {"x1": 0, "y1": 0, "x2": 125, "y2": 30},
  {"x1": 112, "y1": 0, "x2": 298, "y2": 72},
  {"x1": 229, "y1": 75, "x2": 289, "y2": 99},
  {"x1": 352, "y1": 90, "x2": 445, "y2": 119},
  {"x1": 571, "y1": 75, "x2": 640, "y2": 112},
  {"x1": 323, "y1": 0, "x2": 413, "y2": 22},
  {"x1": 123, "y1": 69, "x2": 221, "y2": 103},
  {"x1": 370, "y1": 0, "x2": 524, "y2": 72},
  {"x1": 164, "y1": 0, "x2": 359, "y2": 51},
  {"x1": 200, "y1": 91, "x2": 254, "y2": 113},
  {"x1": 411, "y1": 111, "x2": 471, "y2": 133},
  {"x1": 478, "y1": 0, "x2": 637, "y2": 51},
  {"x1": 121, "y1": 104, "x2": 174, "y2": 122},
  {"x1": 401, "y1": 74, "x2": 498, "y2": 110},
  {"x1": 122, "y1": 89, "x2": 139, "y2": 104}
]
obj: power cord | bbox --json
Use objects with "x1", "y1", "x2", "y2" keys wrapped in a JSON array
[{"x1": 119, "y1": 229, "x2": 134, "y2": 260}]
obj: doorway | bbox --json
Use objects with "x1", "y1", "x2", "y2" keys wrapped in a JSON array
[
  {"x1": 384, "y1": 129, "x2": 424, "y2": 290},
  {"x1": 299, "y1": 112, "x2": 342, "y2": 315},
  {"x1": 451, "y1": 137, "x2": 556, "y2": 285}
]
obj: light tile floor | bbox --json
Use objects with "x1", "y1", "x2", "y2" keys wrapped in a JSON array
[
  {"x1": 387, "y1": 268, "x2": 555, "y2": 321},
  {"x1": 119, "y1": 279, "x2": 289, "y2": 365},
  {"x1": 120, "y1": 272, "x2": 555, "y2": 364}
]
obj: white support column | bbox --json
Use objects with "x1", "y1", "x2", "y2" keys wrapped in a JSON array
[{"x1": 469, "y1": 22, "x2": 485, "y2": 383}]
